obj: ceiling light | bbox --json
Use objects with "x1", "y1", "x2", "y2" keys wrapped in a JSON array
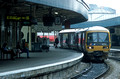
[{"x1": 55, "y1": 12, "x2": 58, "y2": 15}]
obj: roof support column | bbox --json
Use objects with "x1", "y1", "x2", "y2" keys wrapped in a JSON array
[
  {"x1": 0, "y1": 9, "x2": 6, "y2": 47},
  {"x1": 28, "y1": 26, "x2": 32, "y2": 51},
  {"x1": 28, "y1": 5, "x2": 36, "y2": 51}
]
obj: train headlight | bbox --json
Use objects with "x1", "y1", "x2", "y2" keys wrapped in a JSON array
[
  {"x1": 87, "y1": 46, "x2": 94, "y2": 49},
  {"x1": 89, "y1": 47, "x2": 92, "y2": 49}
]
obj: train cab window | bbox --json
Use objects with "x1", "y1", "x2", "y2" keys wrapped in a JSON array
[
  {"x1": 87, "y1": 32, "x2": 109, "y2": 45},
  {"x1": 87, "y1": 33, "x2": 97, "y2": 42},
  {"x1": 98, "y1": 32, "x2": 109, "y2": 42}
]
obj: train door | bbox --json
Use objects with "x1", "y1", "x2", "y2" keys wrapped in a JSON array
[
  {"x1": 73, "y1": 33, "x2": 76, "y2": 48},
  {"x1": 81, "y1": 32, "x2": 86, "y2": 52},
  {"x1": 63, "y1": 33, "x2": 69, "y2": 48},
  {"x1": 75, "y1": 33, "x2": 78, "y2": 50},
  {"x1": 68, "y1": 33, "x2": 71, "y2": 48},
  {"x1": 78, "y1": 32, "x2": 82, "y2": 51},
  {"x1": 70, "y1": 33, "x2": 75, "y2": 49}
]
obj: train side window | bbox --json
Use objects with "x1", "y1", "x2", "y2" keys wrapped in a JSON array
[
  {"x1": 71, "y1": 33, "x2": 74, "y2": 44},
  {"x1": 63, "y1": 34, "x2": 68, "y2": 43},
  {"x1": 82, "y1": 33, "x2": 85, "y2": 43},
  {"x1": 78, "y1": 33, "x2": 81, "y2": 44},
  {"x1": 73, "y1": 34, "x2": 76, "y2": 44}
]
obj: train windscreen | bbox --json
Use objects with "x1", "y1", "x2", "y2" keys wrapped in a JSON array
[{"x1": 87, "y1": 32, "x2": 109, "y2": 45}]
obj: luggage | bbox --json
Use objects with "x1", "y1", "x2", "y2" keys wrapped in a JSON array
[
  {"x1": 42, "y1": 38, "x2": 50, "y2": 52},
  {"x1": 42, "y1": 45, "x2": 49, "y2": 52}
]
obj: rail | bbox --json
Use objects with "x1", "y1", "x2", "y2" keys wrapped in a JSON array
[
  {"x1": 71, "y1": 62, "x2": 109, "y2": 79},
  {"x1": 71, "y1": 63, "x2": 92, "y2": 79},
  {"x1": 95, "y1": 62, "x2": 110, "y2": 79}
]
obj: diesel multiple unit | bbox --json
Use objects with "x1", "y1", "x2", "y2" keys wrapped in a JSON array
[{"x1": 59, "y1": 26, "x2": 111, "y2": 61}]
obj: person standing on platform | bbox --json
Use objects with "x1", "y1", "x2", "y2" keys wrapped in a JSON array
[
  {"x1": 22, "y1": 40, "x2": 30, "y2": 58},
  {"x1": 24, "y1": 42, "x2": 29, "y2": 58},
  {"x1": 54, "y1": 37, "x2": 59, "y2": 48}
]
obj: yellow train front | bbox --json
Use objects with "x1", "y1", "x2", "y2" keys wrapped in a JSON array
[{"x1": 77, "y1": 26, "x2": 111, "y2": 61}]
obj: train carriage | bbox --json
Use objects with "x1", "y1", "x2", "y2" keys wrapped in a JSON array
[
  {"x1": 59, "y1": 26, "x2": 111, "y2": 61},
  {"x1": 77, "y1": 26, "x2": 111, "y2": 61},
  {"x1": 59, "y1": 29, "x2": 79, "y2": 49}
]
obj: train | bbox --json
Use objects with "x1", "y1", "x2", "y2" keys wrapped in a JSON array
[{"x1": 59, "y1": 26, "x2": 111, "y2": 61}]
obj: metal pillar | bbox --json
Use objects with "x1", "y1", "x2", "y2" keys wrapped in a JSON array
[
  {"x1": 28, "y1": 5, "x2": 36, "y2": 51},
  {"x1": 35, "y1": 31, "x2": 37, "y2": 42},
  {"x1": 17, "y1": 22, "x2": 20, "y2": 42},
  {"x1": 28, "y1": 26, "x2": 32, "y2": 51},
  {"x1": 0, "y1": 16, "x2": 5, "y2": 46},
  {"x1": 0, "y1": 9, "x2": 6, "y2": 47},
  {"x1": 8, "y1": 22, "x2": 13, "y2": 47}
]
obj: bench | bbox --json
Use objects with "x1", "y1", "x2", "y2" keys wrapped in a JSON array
[
  {"x1": 0, "y1": 48, "x2": 12, "y2": 59},
  {"x1": 15, "y1": 48, "x2": 29, "y2": 58}
]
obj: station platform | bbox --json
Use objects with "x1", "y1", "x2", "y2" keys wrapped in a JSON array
[
  {"x1": 0, "y1": 46, "x2": 83, "y2": 78},
  {"x1": 111, "y1": 46, "x2": 120, "y2": 51}
]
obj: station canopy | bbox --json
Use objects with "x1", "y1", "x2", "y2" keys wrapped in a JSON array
[{"x1": 0, "y1": 0, "x2": 89, "y2": 32}]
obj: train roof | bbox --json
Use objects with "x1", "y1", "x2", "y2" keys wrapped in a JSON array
[
  {"x1": 59, "y1": 26, "x2": 109, "y2": 33},
  {"x1": 76, "y1": 28, "x2": 86, "y2": 33},
  {"x1": 86, "y1": 26, "x2": 109, "y2": 32},
  {"x1": 76, "y1": 26, "x2": 109, "y2": 33},
  {"x1": 59, "y1": 29, "x2": 80, "y2": 33}
]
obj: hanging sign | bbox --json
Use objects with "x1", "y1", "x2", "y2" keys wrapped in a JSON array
[{"x1": 6, "y1": 15, "x2": 31, "y2": 22}]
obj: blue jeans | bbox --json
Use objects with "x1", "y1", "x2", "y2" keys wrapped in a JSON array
[{"x1": 23, "y1": 48, "x2": 29, "y2": 58}]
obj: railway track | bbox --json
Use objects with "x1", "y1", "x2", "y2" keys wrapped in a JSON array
[
  {"x1": 71, "y1": 49, "x2": 120, "y2": 79},
  {"x1": 71, "y1": 62, "x2": 109, "y2": 79}
]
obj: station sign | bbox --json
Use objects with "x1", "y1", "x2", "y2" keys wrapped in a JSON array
[
  {"x1": 6, "y1": 15, "x2": 33, "y2": 26},
  {"x1": 6, "y1": 15, "x2": 31, "y2": 22}
]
